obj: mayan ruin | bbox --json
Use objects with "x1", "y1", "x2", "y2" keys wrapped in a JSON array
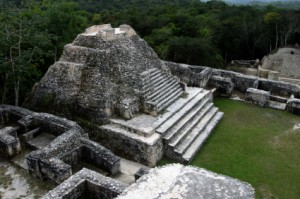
[{"x1": 1, "y1": 19, "x2": 300, "y2": 198}]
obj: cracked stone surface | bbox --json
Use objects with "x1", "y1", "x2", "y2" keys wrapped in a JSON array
[{"x1": 117, "y1": 164, "x2": 255, "y2": 199}]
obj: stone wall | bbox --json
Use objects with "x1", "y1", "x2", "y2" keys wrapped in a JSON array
[
  {"x1": 165, "y1": 61, "x2": 211, "y2": 87},
  {"x1": 167, "y1": 61, "x2": 300, "y2": 114},
  {"x1": 42, "y1": 168, "x2": 127, "y2": 199},
  {"x1": 208, "y1": 76, "x2": 234, "y2": 97},
  {"x1": 258, "y1": 79, "x2": 300, "y2": 98},
  {"x1": 245, "y1": 88, "x2": 270, "y2": 107},
  {"x1": 286, "y1": 98, "x2": 300, "y2": 114},
  {"x1": 0, "y1": 105, "x2": 121, "y2": 184},
  {"x1": 27, "y1": 128, "x2": 121, "y2": 184},
  {"x1": 81, "y1": 122, "x2": 163, "y2": 167},
  {"x1": 0, "y1": 127, "x2": 21, "y2": 158}
]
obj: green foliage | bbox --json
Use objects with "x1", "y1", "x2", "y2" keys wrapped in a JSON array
[{"x1": 0, "y1": 0, "x2": 88, "y2": 105}]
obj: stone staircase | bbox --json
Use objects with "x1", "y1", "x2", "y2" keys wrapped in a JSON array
[
  {"x1": 154, "y1": 87, "x2": 223, "y2": 163},
  {"x1": 140, "y1": 68, "x2": 183, "y2": 115},
  {"x1": 101, "y1": 86, "x2": 223, "y2": 165}
]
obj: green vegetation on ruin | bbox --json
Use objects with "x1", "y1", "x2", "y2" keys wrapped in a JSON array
[{"x1": 160, "y1": 98, "x2": 300, "y2": 199}]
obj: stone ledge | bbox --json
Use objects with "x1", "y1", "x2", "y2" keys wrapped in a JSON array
[
  {"x1": 245, "y1": 88, "x2": 270, "y2": 107},
  {"x1": 42, "y1": 168, "x2": 128, "y2": 199}
]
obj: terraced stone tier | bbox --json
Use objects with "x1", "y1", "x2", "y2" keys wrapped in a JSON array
[
  {"x1": 155, "y1": 87, "x2": 224, "y2": 164},
  {"x1": 103, "y1": 87, "x2": 223, "y2": 165},
  {"x1": 140, "y1": 68, "x2": 183, "y2": 116}
]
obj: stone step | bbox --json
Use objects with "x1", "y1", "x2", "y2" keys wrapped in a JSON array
[
  {"x1": 142, "y1": 71, "x2": 163, "y2": 86},
  {"x1": 153, "y1": 88, "x2": 203, "y2": 130},
  {"x1": 109, "y1": 119, "x2": 154, "y2": 138},
  {"x1": 140, "y1": 68, "x2": 159, "y2": 78},
  {"x1": 156, "y1": 90, "x2": 210, "y2": 134},
  {"x1": 156, "y1": 87, "x2": 183, "y2": 112},
  {"x1": 175, "y1": 107, "x2": 219, "y2": 155},
  {"x1": 141, "y1": 73, "x2": 168, "y2": 93},
  {"x1": 181, "y1": 112, "x2": 224, "y2": 163},
  {"x1": 168, "y1": 102, "x2": 214, "y2": 147},
  {"x1": 163, "y1": 98, "x2": 212, "y2": 142},
  {"x1": 146, "y1": 78, "x2": 178, "y2": 101},
  {"x1": 100, "y1": 124, "x2": 160, "y2": 145},
  {"x1": 142, "y1": 75, "x2": 174, "y2": 98},
  {"x1": 150, "y1": 82, "x2": 181, "y2": 103}
]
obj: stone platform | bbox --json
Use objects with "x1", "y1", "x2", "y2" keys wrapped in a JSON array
[{"x1": 101, "y1": 87, "x2": 223, "y2": 164}]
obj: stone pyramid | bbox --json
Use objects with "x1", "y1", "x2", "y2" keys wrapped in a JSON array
[{"x1": 25, "y1": 24, "x2": 223, "y2": 165}]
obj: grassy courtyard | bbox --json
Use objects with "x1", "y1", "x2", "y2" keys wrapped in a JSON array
[{"x1": 160, "y1": 98, "x2": 300, "y2": 199}]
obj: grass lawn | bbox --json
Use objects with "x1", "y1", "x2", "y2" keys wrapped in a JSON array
[{"x1": 159, "y1": 98, "x2": 300, "y2": 199}]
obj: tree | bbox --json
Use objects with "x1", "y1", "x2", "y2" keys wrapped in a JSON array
[
  {"x1": 0, "y1": 1, "x2": 52, "y2": 106},
  {"x1": 42, "y1": 0, "x2": 89, "y2": 61},
  {"x1": 264, "y1": 12, "x2": 281, "y2": 50},
  {"x1": 280, "y1": 12, "x2": 300, "y2": 46}
]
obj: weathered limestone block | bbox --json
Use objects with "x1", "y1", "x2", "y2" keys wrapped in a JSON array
[
  {"x1": 234, "y1": 74, "x2": 258, "y2": 92},
  {"x1": 42, "y1": 168, "x2": 127, "y2": 199},
  {"x1": 0, "y1": 105, "x2": 33, "y2": 126},
  {"x1": 134, "y1": 167, "x2": 149, "y2": 181},
  {"x1": 0, "y1": 127, "x2": 21, "y2": 158},
  {"x1": 117, "y1": 164, "x2": 255, "y2": 199},
  {"x1": 40, "y1": 158, "x2": 72, "y2": 184},
  {"x1": 60, "y1": 44, "x2": 100, "y2": 66},
  {"x1": 245, "y1": 88, "x2": 270, "y2": 107},
  {"x1": 268, "y1": 71, "x2": 279, "y2": 80},
  {"x1": 80, "y1": 138, "x2": 121, "y2": 175},
  {"x1": 119, "y1": 97, "x2": 140, "y2": 119},
  {"x1": 208, "y1": 75, "x2": 234, "y2": 97},
  {"x1": 198, "y1": 67, "x2": 213, "y2": 87},
  {"x1": 258, "y1": 79, "x2": 300, "y2": 98},
  {"x1": 165, "y1": 61, "x2": 212, "y2": 87},
  {"x1": 211, "y1": 69, "x2": 259, "y2": 93},
  {"x1": 286, "y1": 98, "x2": 300, "y2": 114},
  {"x1": 85, "y1": 124, "x2": 163, "y2": 167}
]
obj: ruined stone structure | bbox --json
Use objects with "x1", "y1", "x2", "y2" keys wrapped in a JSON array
[
  {"x1": 225, "y1": 47, "x2": 300, "y2": 85},
  {"x1": 43, "y1": 168, "x2": 128, "y2": 199},
  {"x1": 227, "y1": 59, "x2": 259, "y2": 76},
  {"x1": 0, "y1": 24, "x2": 262, "y2": 198},
  {"x1": 260, "y1": 47, "x2": 300, "y2": 84},
  {"x1": 0, "y1": 105, "x2": 120, "y2": 184},
  {"x1": 168, "y1": 61, "x2": 300, "y2": 113},
  {"x1": 43, "y1": 165, "x2": 254, "y2": 199},
  {"x1": 25, "y1": 24, "x2": 224, "y2": 166}
]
